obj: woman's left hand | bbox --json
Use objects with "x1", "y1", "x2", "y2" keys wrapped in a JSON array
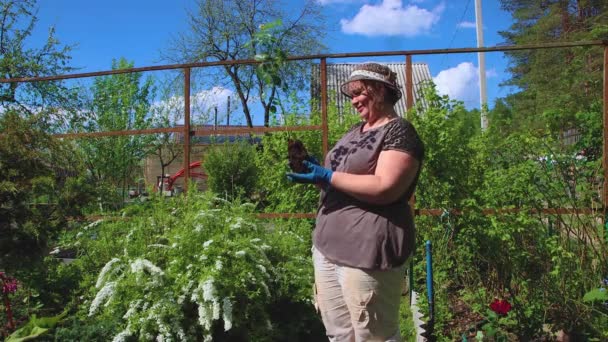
[{"x1": 287, "y1": 160, "x2": 333, "y2": 184}]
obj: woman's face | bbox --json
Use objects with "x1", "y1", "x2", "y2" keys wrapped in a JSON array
[{"x1": 348, "y1": 81, "x2": 377, "y2": 121}]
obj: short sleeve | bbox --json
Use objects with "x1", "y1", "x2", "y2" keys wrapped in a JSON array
[{"x1": 382, "y1": 119, "x2": 424, "y2": 162}]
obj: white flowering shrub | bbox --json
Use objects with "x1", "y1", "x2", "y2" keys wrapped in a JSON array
[{"x1": 54, "y1": 191, "x2": 324, "y2": 341}]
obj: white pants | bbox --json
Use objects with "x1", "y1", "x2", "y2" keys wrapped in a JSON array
[{"x1": 313, "y1": 246, "x2": 406, "y2": 342}]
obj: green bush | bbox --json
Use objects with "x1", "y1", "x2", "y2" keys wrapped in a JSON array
[
  {"x1": 203, "y1": 141, "x2": 259, "y2": 202},
  {"x1": 410, "y1": 85, "x2": 608, "y2": 340},
  {"x1": 0, "y1": 110, "x2": 96, "y2": 271},
  {"x1": 53, "y1": 191, "x2": 323, "y2": 341}
]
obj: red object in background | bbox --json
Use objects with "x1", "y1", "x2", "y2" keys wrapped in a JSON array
[
  {"x1": 160, "y1": 161, "x2": 207, "y2": 192},
  {"x1": 489, "y1": 298, "x2": 512, "y2": 316}
]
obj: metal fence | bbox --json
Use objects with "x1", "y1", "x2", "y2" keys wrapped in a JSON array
[{"x1": 1, "y1": 40, "x2": 607, "y2": 219}]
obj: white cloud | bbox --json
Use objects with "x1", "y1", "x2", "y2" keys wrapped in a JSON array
[
  {"x1": 340, "y1": 0, "x2": 445, "y2": 37},
  {"x1": 457, "y1": 21, "x2": 476, "y2": 29},
  {"x1": 432, "y1": 63, "x2": 498, "y2": 106},
  {"x1": 151, "y1": 87, "x2": 235, "y2": 125},
  {"x1": 433, "y1": 62, "x2": 478, "y2": 103}
]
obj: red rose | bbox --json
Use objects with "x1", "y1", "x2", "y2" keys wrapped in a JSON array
[{"x1": 489, "y1": 298, "x2": 512, "y2": 316}]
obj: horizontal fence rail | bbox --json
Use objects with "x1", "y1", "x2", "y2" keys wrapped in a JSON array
[
  {"x1": 0, "y1": 40, "x2": 605, "y2": 83},
  {"x1": 71, "y1": 207, "x2": 603, "y2": 223}
]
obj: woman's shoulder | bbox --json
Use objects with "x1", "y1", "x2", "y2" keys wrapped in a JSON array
[
  {"x1": 383, "y1": 117, "x2": 424, "y2": 160},
  {"x1": 385, "y1": 117, "x2": 419, "y2": 135}
]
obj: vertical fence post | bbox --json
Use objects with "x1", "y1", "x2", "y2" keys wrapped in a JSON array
[
  {"x1": 603, "y1": 45, "x2": 608, "y2": 242},
  {"x1": 405, "y1": 55, "x2": 416, "y2": 213},
  {"x1": 183, "y1": 67, "x2": 191, "y2": 193},
  {"x1": 320, "y1": 58, "x2": 329, "y2": 159},
  {"x1": 405, "y1": 54, "x2": 414, "y2": 117},
  {"x1": 406, "y1": 55, "x2": 417, "y2": 305},
  {"x1": 425, "y1": 240, "x2": 434, "y2": 323}
]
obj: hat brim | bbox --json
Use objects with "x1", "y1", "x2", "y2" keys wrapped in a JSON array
[{"x1": 340, "y1": 76, "x2": 402, "y2": 100}]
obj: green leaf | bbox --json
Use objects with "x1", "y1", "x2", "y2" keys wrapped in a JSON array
[
  {"x1": 583, "y1": 288, "x2": 608, "y2": 303},
  {"x1": 6, "y1": 310, "x2": 67, "y2": 342}
]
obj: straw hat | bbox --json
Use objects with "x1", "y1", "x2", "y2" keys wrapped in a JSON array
[{"x1": 339, "y1": 63, "x2": 402, "y2": 102}]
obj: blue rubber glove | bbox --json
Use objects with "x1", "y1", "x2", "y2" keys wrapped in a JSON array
[
  {"x1": 305, "y1": 155, "x2": 320, "y2": 166},
  {"x1": 287, "y1": 160, "x2": 333, "y2": 184}
]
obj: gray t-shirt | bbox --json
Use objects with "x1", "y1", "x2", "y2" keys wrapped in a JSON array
[{"x1": 313, "y1": 118, "x2": 424, "y2": 270}]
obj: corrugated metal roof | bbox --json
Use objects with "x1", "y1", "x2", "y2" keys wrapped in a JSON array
[{"x1": 311, "y1": 62, "x2": 432, "y2": 117}]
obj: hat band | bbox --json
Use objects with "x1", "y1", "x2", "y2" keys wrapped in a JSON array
[{"x1": 349, "y1": 69, "x2": 388, "y2": 83}]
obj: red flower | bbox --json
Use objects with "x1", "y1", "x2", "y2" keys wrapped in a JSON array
[
  {"x1": 0, "y1": 272, "x2": 19, "y2": 294},
  {"x1": 489, "y1": 298, "x2": 512, "y2": 316}
]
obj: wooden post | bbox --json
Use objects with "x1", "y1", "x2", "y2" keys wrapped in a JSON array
[
  {"x1": 405, "y1": 55, "x2": 416, "y2": 215},
  {"x1": 406, "y1": 54, "x2": 414, "y2": 116},
  {"x1": 183, "y1": 67, "x2": 191, "y2": 193},
  {"x1": 226, "y1": 96, "x2": 231, "y2": 126},
  {"x1": 602, "y1": 46, "x2": 608, "y2": 214},
  {"x1": 321, "y1": 58, "x2": 329, "y2": 158}
]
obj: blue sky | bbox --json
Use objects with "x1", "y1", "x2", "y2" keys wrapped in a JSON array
[{"x1": 31, "y1": 0, "x2": 515, "y2": 119}]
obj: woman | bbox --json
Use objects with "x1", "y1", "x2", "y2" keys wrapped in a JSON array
[{"x1": 287, "y1": 63, "x2": 424, "y2": 341}]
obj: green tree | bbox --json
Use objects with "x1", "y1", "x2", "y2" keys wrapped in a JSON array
[
  {"x1": 164, "y1": 0, "x2": 327, "y2": 127},
  {"x1": 0, "y1": 0, "x2": 80, "y2": 130},
  {"x1": 498, "y1": 0, "x2": 608, "y2": 151},
  {"x1": 76, "y1": 58, "x2": 156, "y2": 201},
  {"x1": 147, "y1": 82, "x2": 186, "y2": 192},
  {"x1": 0, "y1": 110, "x2": 93, "y2": 272}
]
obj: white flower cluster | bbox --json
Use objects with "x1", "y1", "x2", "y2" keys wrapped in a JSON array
[
  {"x1": 152, "y1": 305, "x2": 172, "y2": 342},
  {"x1": 213, "y1": 197, "x2": 230, "y2": 204},
  {"x1": 130, "y1": 258, "x2": 164, "y2": 276},
  {"x1": 89, "y1": 281, "x2": 116, "y2": 316},
  {"x1": 122, "y1": 300, "x2": 142, "y2": 320},
  {"x1": 84, "y1": 219, "x2": 104, "y2": 230},
  {"x1": 222, "y1": 297, "x2": 233, "y2": 331},
  {"x1": 229, "y1": 217, "x2": 244, "y2": 230},
  {"x1": 195, "y1": 211, "x2": 207, "y2": 219},
  {"x1": 125, "y1": 300, "x2": 186, "y2": 342},
  {"x1": 147, "y1": 244, "x2": 170, "y2": 249},
  {"x1": 178, "y1": 280, "x2": 195, "y2": 305},
  {"x1": 111, "y1": 329, "x2": 131, "y2": 342},
  {"x1": 239, "y1": 202, "x2": 256, "y2": 210},
  {"x1": 96, "y1": 258, "x2": 121, "y2": 289},
  {"x1": 192, "y1": 277, "x2": 233, "y2": 335},
  {"x1": 202, "y1": 279, "x2": 216, "y2": 302},
  {"x1": 256, "y1": 264, "x2": 268, "y2": 276}
]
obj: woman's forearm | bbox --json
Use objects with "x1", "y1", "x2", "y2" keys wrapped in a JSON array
[{"x1": 329, "y1": 172, "x2": 410, "y2": 205}]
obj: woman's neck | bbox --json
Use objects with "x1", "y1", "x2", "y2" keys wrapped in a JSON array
[{"x1": 363, "y1": 110, "x2": 398, "y2": 131}]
